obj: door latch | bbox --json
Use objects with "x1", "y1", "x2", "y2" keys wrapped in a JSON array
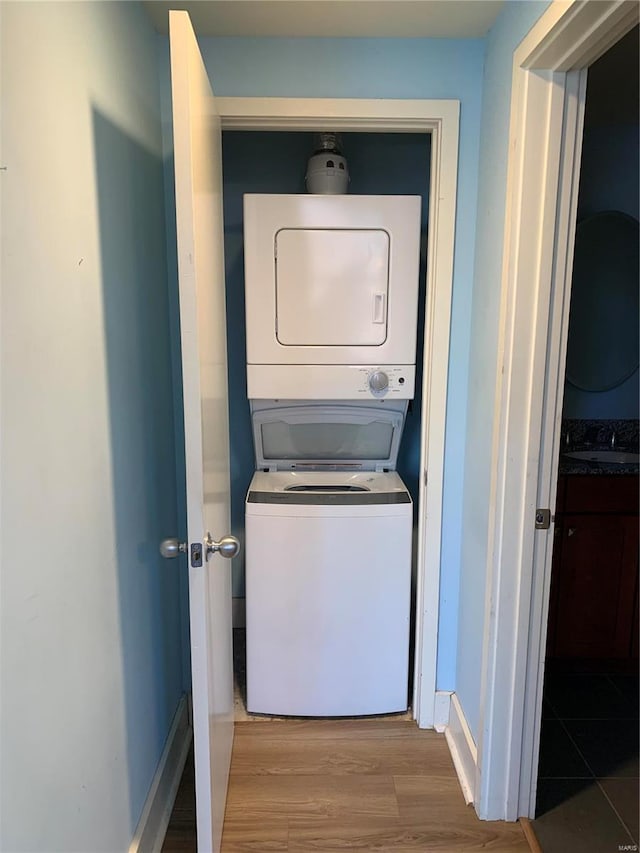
[
  {"x1": 535, "y1": 508, "x2": 551, "y2": 529},
  {"x1": 190, "y1": 542, "x2": 203, "y2": 567}
]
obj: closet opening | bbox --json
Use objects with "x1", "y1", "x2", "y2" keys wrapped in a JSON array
[{"x1": 219, "y1": 129, "x2": 431, "y2": 722}]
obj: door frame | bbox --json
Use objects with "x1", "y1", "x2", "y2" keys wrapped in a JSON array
[
  {"x1": 477, "y1": 0, "x2": 639, "y2": 821},
  {"x1": 215, "y1": 96, "x2": 460, "y2": 728}
]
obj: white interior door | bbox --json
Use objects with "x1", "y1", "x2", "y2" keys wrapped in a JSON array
[{"x1": 169, "y1": 11, "x2": 234, "y2": 852}]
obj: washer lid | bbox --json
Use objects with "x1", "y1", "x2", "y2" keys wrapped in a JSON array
[{"x1": 251, "y1": 404, "x2": 406, "y2": 471}]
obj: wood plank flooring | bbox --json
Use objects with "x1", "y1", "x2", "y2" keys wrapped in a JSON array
[{"x1": 163, "y1": 719, "x2": 531, "y2": 852}]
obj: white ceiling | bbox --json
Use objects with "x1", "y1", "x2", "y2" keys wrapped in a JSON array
[{"x1": 143, "y1": 1, "x2": 504, "y2": 39}]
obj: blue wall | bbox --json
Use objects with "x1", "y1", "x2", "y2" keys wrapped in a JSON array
[
  {"x1": 457, "y1": 1, "x2": 551, "y2": 740},
  {"x1": 221, "y1": 131, "x2": 431, "y2": 598},
  {"x1": 1, "y1": 2, "x2": 183, "y2": 848}
]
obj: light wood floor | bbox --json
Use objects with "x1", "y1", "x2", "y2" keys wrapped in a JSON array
[{"x1": 164, "y1": 718, "x2": 532, "y2": 852}]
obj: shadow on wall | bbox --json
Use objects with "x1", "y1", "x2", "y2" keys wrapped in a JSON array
[
  {"x1": 92, "y1": 108, "x2": 184, "y2": 831},
  {"x1": 160, "y1": 146, "x2": 191, "y2": 694}
]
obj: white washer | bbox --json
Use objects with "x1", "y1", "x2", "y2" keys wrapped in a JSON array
[{"x1": 245, "y1": 402, "x2": 412, "y2": 717}]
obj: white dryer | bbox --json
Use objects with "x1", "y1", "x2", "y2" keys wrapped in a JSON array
[
  {"x1": 245, "y1": 401, "x2": 412, "y2": 717},
  {"x1": 243, "y1": 194, "x2": 421, "y2": 400}
]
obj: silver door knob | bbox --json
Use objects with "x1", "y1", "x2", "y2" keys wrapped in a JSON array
[
  {"x1": 205, "y1": 533, "x2": 240, "y2": 560},
  {"x1": 159, "y1": 538, "x2": 187, "y2": 559}
]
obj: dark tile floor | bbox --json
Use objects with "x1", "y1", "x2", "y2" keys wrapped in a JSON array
[{"x1": 533, "y1": 662, "x2": 639, "y2": 853}]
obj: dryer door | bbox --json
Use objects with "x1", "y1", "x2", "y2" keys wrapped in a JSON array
[{"x1": 276, "y1": 228, "x2": 389, "y2": 347}]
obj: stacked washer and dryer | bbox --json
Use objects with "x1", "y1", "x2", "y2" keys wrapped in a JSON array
[{"x1": 243, "y1": 193, "x2": 421, "y2": 717}]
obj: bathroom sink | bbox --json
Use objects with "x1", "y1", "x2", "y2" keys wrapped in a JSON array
[{"x1": 564, "y1": 450, "x2": 640, "y2": 465}]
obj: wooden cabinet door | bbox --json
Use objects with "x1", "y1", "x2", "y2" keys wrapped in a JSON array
[{"x1": 553, "y1": 513, "x2": 638, "y2": 658}]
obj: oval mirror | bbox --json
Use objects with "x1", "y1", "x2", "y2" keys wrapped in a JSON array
[{"x1": 566, "y1": 211, "x2": 639, "y2": 392}]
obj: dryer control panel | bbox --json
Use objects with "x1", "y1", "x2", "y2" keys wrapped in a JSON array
[{"x1": 247, "y1": 364, "x2": 416, "y2": 400}]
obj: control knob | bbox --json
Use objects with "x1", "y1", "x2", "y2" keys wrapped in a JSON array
[{"x1": 369, "y1": 370, "x2": 389, "y2": 393}]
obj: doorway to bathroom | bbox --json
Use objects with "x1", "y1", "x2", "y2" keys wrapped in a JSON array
[
  {"x1": 473, "y1": 0, "x2": 639, "y2": 828},
  {"x1": 532, "y1": 26, "x2": 639, "y2": 851}
]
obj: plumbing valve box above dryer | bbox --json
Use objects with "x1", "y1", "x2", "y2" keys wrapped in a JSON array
[{"x1": 243, "y1": 194, "x2": 421, "y2": 399}]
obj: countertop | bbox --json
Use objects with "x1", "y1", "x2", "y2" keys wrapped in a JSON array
[{"x1": 558, "y1": 453, "x2": 639, "y2": 476}]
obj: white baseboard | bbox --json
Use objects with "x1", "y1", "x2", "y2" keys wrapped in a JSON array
[
  {"x1": 434, "y1": 690, "x2": 452, "y2": 733},
  {"x1": 445, "y1": 693, "x2": 478, "y2": 805},
  {"x1": 129, "y1": 694, "x2": 193, "y2": 853},
  {"x1": 232, "y1": 597, "x2": 245, "y2": 628}
]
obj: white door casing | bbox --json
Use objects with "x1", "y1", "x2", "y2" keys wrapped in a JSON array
[
  {"x1": 477, "y1": 0, "x2": 639, "y2": 822},
  {"x1": 214, "y1": 97, "x2": 460, "y2": 729},
  {"x1": 169, "y1": 11, "x2": 234, "y2": 851}
]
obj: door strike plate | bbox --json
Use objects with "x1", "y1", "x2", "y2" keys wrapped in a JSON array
[
  {"x1": 190, "y1": 542, "x2": 203, "y2": 567},
  {"x1": 535, "y1": 508, "x2": 551, "y2": 530}
]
